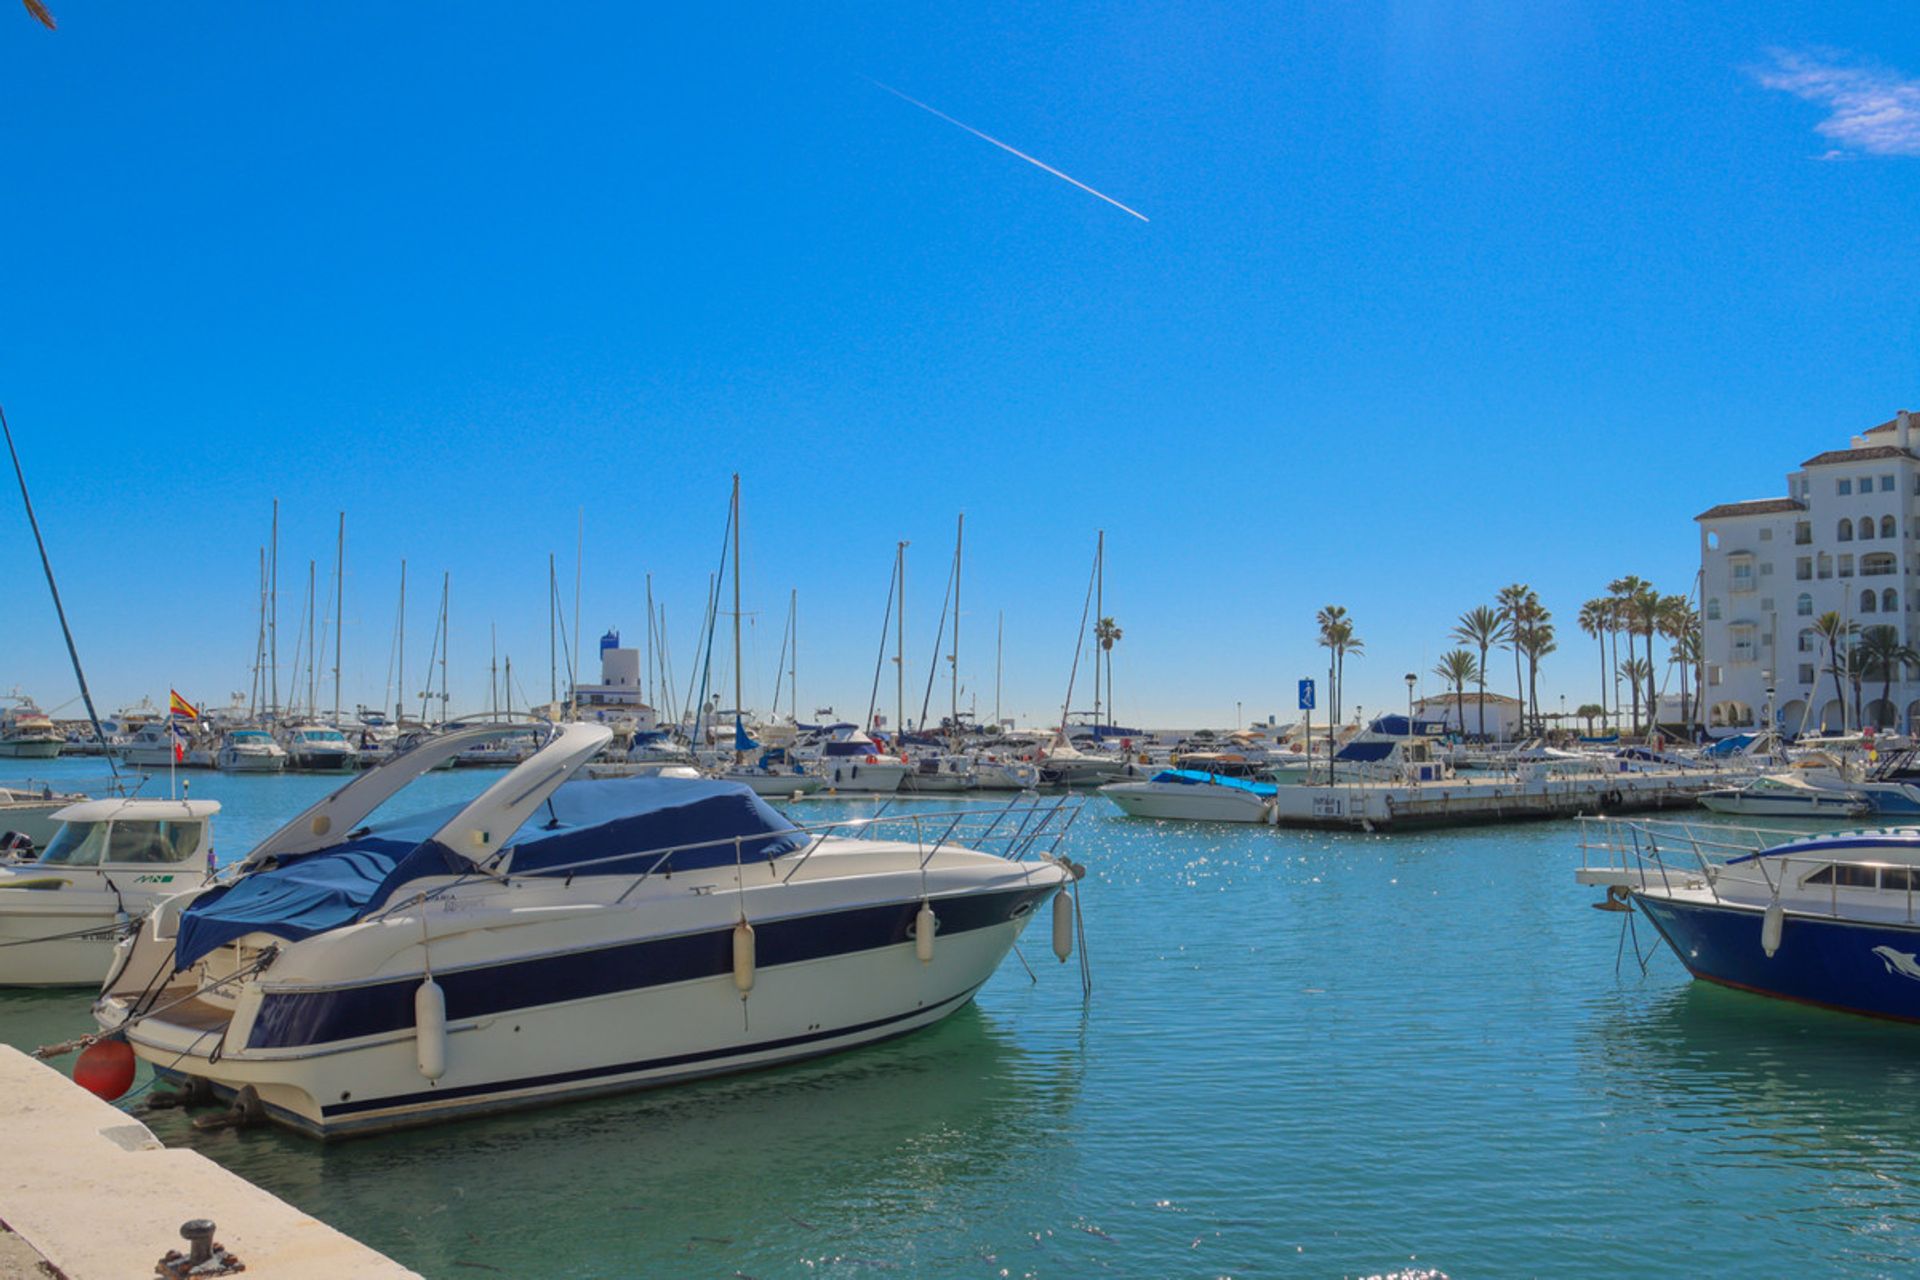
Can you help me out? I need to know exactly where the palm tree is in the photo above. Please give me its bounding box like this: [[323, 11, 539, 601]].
[[1451, 605, 1508, 740], [1497, 584, 1538, 734], [1316, 606, 1363, 725], [1609, 576, 1651, 734], [1576, 703, 1604, 736], [1618, 656, 1653, 728], [1857, 624, 1915, 730], [1095, 617, 1122, 732], [1521, 618, 1556, 730], [1433, 649, 1479, 737], [1577, 599, 1610, 728], [1657, 595, 1698, 731], [1629, 585, 1665, 734], [1811, 611, 1856, 732]]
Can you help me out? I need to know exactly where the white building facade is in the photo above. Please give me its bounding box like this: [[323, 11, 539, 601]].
[[1698, 409, 1919, 736]]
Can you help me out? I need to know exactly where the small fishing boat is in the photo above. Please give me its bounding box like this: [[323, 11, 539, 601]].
[[1578, 819, 1920, 1022], [116, 720, 214, 769], [1101, 768, 1277, 822], [92, 723, 1081, 1137], [0, 797, 218, 986], [1698, 774, 1868, 818]]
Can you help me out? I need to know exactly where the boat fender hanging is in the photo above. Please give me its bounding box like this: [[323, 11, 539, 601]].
[[1051, 890, 1074, 962], [867, 754, 878, 765], [74, 1037, 136, 1101], [915, 900, 937, 963], [1762, 896, 1785, 958], [733, 919, 756, 993], [414, 978, 447, 1081]]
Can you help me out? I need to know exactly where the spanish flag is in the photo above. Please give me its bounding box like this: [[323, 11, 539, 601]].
[[169, 690, 200, 720]]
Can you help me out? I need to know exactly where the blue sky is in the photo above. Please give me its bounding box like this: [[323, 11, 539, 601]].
[[2, 2, 1917, 729]]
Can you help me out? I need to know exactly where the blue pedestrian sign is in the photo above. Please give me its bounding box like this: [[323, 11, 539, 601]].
[[1298, 679, 1315, 711]]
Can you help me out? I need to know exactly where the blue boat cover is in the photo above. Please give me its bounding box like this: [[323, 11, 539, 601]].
[[173, 776, 808, 972], [1335, 740, 1396, 763], [1150, 768, 1278, 797], [1701, 734, 1755, 758]]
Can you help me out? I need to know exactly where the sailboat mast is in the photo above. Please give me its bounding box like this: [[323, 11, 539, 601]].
[[252, 547, 267, 718], [267, 502, 282, 716], [952, 513, 963, 739], [439, 572, 450, 725], [996, 611, 1003, 730], [790, 588, 798, 727], [731, 474, 742, 758], [1094, 528, 1104, 738], [571, 509, 583, 722], [490, 623, 499, 721], [895, 541, 907, 738], [548, 553, 557, 709], [395, 560, 406, 724], [306, 560, 316, 717], [332, 511, 345, 724]]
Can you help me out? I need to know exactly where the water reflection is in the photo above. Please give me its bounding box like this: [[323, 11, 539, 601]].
[[146, 1002, 1085, 1277]]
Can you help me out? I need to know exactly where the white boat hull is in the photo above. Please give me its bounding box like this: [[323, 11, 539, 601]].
[[115, 889, 1054, 1137], [0, 740, 63, 759], [1698, 792, 1866, 817], [819, 760, 907, 793], [727, 772, 828, 798], [218, 750, 288, 774], [1102, 781, 1271, 822]]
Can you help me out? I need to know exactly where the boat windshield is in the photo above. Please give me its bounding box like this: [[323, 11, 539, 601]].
[[231, 731, 272, 744], [109, 821, 203, 864], [300, 730, 346, 745], [38, 821, 108, 866]]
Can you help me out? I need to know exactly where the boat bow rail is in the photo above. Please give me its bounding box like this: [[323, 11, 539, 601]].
[[1575, 817, 1920, 925]]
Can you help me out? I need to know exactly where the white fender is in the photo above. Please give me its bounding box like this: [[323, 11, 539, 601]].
[[415, 977, 447, 1080], [1052, 890, 1074, 963], [915, 901, 937, 963], [733, 919, 756, 993], [1762, 897, 1785, 958]]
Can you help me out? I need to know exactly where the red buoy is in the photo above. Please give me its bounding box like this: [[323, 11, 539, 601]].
[[74, 1038, 136, 1101]]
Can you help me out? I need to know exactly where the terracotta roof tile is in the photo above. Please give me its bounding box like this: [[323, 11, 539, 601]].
[[1801, 444, 1911, 466], [1694, 498, 1805, 520]]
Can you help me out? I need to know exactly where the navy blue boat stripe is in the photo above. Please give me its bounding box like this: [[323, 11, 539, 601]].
[[247, 884, 1049, 1051], [322, 982, 984, 1117]]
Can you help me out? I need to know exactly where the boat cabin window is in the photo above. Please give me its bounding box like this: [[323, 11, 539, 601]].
[[1803, 863, 1883, 889], [1883, 867, 1919, 892], [38, 821, 110, 867], [231, 730, 272, 743], [822, 741, 871, 757], [106, 820, 203, 864]]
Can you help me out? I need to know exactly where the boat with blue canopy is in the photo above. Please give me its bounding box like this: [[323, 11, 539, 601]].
[[92, 722, 1083, 1137]]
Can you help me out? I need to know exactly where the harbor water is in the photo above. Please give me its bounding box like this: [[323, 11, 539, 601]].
[[5, 760, 1919, 1277]]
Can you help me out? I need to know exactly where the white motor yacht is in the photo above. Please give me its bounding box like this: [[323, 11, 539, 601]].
[[1101, 768, 1278, 822], [0, 783, 91, 851], [0, 797, 219, 985], [92, 724, 1081, 1138], [279, 722, 358, 772], [1698, 774, 1869, 818], [902, 753, 978, 794], [801, 729, 908, 793], [216, 728, 289, 774], [0, 697, 64, 759], [117, 721, 214, 769], [1037, 738, 1130, 788]]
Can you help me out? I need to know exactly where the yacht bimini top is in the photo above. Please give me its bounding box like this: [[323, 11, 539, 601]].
[[1148, 768, 1278, 798], [172, 723, 806, 971]]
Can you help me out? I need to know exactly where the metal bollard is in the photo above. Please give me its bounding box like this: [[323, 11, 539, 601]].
[[181, 1219, 215, 1266]]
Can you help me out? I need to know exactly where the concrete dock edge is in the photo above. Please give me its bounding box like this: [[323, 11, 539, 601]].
[[0, 1045, 419, 1279]]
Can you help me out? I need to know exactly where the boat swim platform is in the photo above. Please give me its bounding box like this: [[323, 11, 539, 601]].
[[0, 1045, 419, 1280], [1265, 770, 1720, 831]]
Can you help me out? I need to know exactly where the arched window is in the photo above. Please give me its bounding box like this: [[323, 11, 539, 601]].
[[1799, 628, 1820, 653], [1839, 519, 1855, 541], [1883, 515, 1898, 538], [1862, 589, 1878, 613], [1861, 518, 1877, 541], [1797, 593, 1814, 616], [1706, 598, 1721, 620], [1886, 588, 1900, 613]]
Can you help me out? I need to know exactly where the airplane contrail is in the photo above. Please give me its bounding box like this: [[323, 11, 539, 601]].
[[867, 78, 1149, 223]]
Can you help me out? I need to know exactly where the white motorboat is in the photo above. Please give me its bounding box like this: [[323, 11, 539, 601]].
[[1101, 768, 1277, 823], [902, 753, 978, 794], [1037, 738, 1130, 788], [0, 783, 91, 851], [717, 766, 827, 798], [0, 797, 218, 986], [279, 722, 358, 772], [968, 753, 1041, 792], [116, 720, 214, 769], [803, 729, 908, 793], [216, 728, 289, 774], [92, 723, 1081, 1138], [0, 697, 64, 759], [1698, 774, 1869, 818]]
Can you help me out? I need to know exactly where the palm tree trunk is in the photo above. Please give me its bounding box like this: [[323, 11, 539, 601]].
[[1476, 644, 1488, 738], [1454, 681, 1465, 735], [1831, 643, 1848, 732], [1512, 639, 1524, 738]]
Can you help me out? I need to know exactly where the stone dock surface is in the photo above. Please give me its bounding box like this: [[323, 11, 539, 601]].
[[0, 1046, 418, 1279]]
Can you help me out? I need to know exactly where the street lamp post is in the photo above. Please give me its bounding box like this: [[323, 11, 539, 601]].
[[1404, 673, 1416, 736]]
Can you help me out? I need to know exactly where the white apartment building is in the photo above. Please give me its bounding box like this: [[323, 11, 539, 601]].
[[1697, 408, 1918, 736]]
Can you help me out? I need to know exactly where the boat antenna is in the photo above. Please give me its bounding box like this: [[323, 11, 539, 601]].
[[1055, 539, 1100, 748], [0, 403, 119, 780], [916, 526, 958, 734]]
